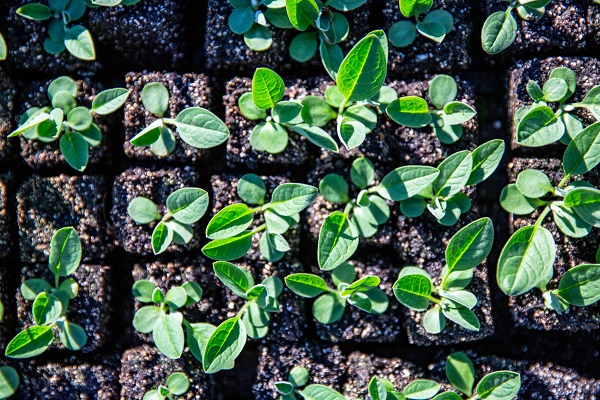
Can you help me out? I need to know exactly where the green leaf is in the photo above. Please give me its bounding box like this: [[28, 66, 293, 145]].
[[445, 218, 494, 273], [264, 7, 293, 28], [319, 174, 349, 203], [6, 326, 54, 358], [17, 3, 52, 20], [338, 118, 366, 150], [313, 292, 346, 324], [268, 183, 317, 216], [497, 225, 556, 296], [499, 183, 545, 215], [290, 31, 318, 62], [49, 227, 81, 277], [393, 271, 432, 311], [468, 139, 505, 185], [416, 20, 446, 42], [301, 95, 336, 127], [442, 102, 476, 125], [386, 96, 431, 128], [213, 261, 254, 299], [66, 106, 93, 131], [252, 68, 285, 110], [206, 204, 255, 240], [203, 317, 247, 374], [244, 24, 273, 51], [165, 287, 188, 309], [238, 174, 267, 205], [255, 121, 289, 154], [172, 107, 230, 149], [60, 132, 89, 172], [441, 299, 480, 331], [376, 166, 439, 201], [32, 292, 63, 325], [285, 273, 329, 297], [132, 280, 156, 303], [142, 82, 170, 117], [0, 366, 19, 399], [228, 7, 255, 34], [549, 67, 576, 98], [557, 264, 600, 306], [64, 25, 96, 60], [317, 211, 359, 271], [351, 157, 375, 189], [185, 322, 218, 364], [423, 306, 446, 334], [238, 92, 267, 120], [167, 372, 190, 396], [286, 0, 319, 30], [132, 306, 162, 333], [476, 371, 521, 400], [564, 187, 600, 227], [166, 187, 209, 225], [130, 120, 163, 147], [517, 105, 564, 147], [264, 210, 299, 234], [563, 121, 600, 177], [446, 352, 475, 396], [128, 197, 161, 224], [21, 279, 52, 301], [331, 262, 357, 286], [516, 169, 553, 199], [320, 42, 344, 81], [526, 80, 544, 101], [434, 150, 473, 198], [299, 384, 346, 400], [153, 312, 184, 359], [424, 9, 454, 33], [403, 379, 440, 399], [552, 203, 592, 238], [152, 222, 173, 254], [481, 11, 517, 54], [92, 88, 129, 115], [336, 30, 387, 103], [272, 101, 302, 124], [429, 75, 457, 110], [543, 78, 569, 102], [576, 86, 600, 119], [389, 20, 417, 48], [291, 124, 339, 153], [58, 320, 87, 351], [289, 366, 310, 387], [0, 34, 7, 61], [202, 231, 254, 261], [400, 0, 433, 17]]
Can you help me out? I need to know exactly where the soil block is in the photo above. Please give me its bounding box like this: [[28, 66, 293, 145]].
[[484, 0, 587, 61], [16, 174, 111, 264], [0, 267, 17, 348], [15, 355, 120, 400], [16, 78, 118, 171], [588, 3, 600, 53], [507, 157, 600, 331], [88, 0, 190, 71], [313, 257, 406, 343], [508, 57, 600, 152], [253, 341, 346, 400], [5, 0, 101, 75], [0, 70, 17, 165], [110, 166, 201, 256], [383, 0, 472, 76], [394, 197, 495, 345], [205, 0, 371, 72], [15, 263, 112, 353], [123, 71, 215, 163], [374, 77, 478, 167], [343, 352, 423, 398], [120, 344, 215, 399]]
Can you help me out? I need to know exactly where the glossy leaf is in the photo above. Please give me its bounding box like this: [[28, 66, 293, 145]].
[[318, 211, 359, 271]]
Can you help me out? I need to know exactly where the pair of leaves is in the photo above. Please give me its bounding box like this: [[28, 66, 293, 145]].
[[389, 8, 454, 48], [142, 372, 190, 400]]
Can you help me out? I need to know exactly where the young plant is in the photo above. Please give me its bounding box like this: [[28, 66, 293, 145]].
[[386, 74, 477, 144], [498, 123, 600, 311], [513, 67, 600, 147], [129, 82, 230, 156], [203, 174, 317, 262], [226, 0, 366, 64], [388, 0, 454, 48], [0, 366, 19, 400], [127, 187, 209, 255], [317, 140, 503, 271], [482, 0, 552, 54], [368, 352, 521, 400], [5, 227, 87, 358], [142, 372, 189, 400], [275, 366, 346, 400], [8, 76, 129, 171], [393, 218, 493, 334], [0, 33, 6, 61], [15, 0, 141, 60], [285, 262, 389, 324]]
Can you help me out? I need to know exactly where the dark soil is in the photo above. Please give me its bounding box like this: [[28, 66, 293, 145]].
[[383, 0, 472, 76], [123, 71, 215, 163], [0, 71, 17, 166], [110, 167, 201, 255], [0, 175, 13, 258], [16, 174, 111, 264]]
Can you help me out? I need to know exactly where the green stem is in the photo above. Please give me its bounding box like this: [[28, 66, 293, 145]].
[[428, 295, 441, 305], [557, 174, 571, 189], [343, 202, 353, 217], [534, 206, 551, 228], [251, 224, 267, 235]]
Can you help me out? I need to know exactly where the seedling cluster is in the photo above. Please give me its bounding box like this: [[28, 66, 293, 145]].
[[142, 372, 190, 400], [389, 0, 455, 48]]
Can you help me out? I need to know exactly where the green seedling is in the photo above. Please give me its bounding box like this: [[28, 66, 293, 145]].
[[317, 140, 503, 271], [369, 352, 521, 400], [275, 366, 346, 400], [6, 227, 87, 358], [393, 218, 493, 334], [0, 366, 19, 399], [285, 262, 389, 324], [15, 0, 142, 60], [129, 82, 229, 156], [127, 187, 209, 255], [0, 33, 6, 60], [8, 76, 129, 171], [389, 0, 455, 48], [482, 0, 552, 54], [203, 174, 317, 262], [142, 372, 190, 400], [514, 66, 600, 147], [386, 74, 477, 144]]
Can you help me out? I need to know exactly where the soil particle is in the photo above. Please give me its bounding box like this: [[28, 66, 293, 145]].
[[16, 174, 111, 264], [0, 176, 13, 258], [123, 72, 215, 163], [0, 71, 17, 165], [110, 167, 200, 255]]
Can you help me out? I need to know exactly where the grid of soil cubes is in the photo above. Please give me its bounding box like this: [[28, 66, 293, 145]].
[[1, 0, 600, 399]]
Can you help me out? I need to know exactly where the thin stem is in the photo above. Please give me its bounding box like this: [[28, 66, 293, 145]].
[[557, 174, 571, 189], [343, 202, 353, 217], [534, 206, 551, 228], [251, 224, 267, 235], [428, 295, 441, 305]]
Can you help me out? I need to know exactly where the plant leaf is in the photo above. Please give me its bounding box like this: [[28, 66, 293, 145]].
[[252, 68, 285, 110], [445, 218, 494, 272], [557, 264, 600, 306], [64, 25, 96, 60], [481, 11, 517, 54], [60, 131, 89, 172], [5, 326, 54, 359], [318, 211, 359, 271], [202, 231, 254, 261], [203, 317, 247, 374], [476, 371, 521, 400], [268, 183, 317, 216], [375, 166, 439, 201], [563, 121, 600, 177], [153, 312, 185, 359], [445, 352, 475, 396], [49, 227, 81, 277], [92, 88, 129, 115], [172, 107, 230, 149], [285, 273, 329, 298]]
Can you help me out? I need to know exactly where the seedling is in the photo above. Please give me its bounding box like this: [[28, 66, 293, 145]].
[[514, 67, 600, 147], [482, 0, 552, 54], [129, 82, 230, 156], [203, 174, 317, 262], [240, 31, 390, 153], [6, 227, 87, 358], [498, 123, 600, 311], [0, 366, 19, 399], [132, 279, 203, 360], [388, 0, 455, 48], [386, 74, 477, 144], [274, 366, 346, 400], [8, 76, 129, 171], [317, 140, 503, 271], [127, 187, 209, 255], [369, 352, 521, 400], [142, 372, 190, 400], [394, 218, 494, 334], [285, 262, 389, 324], [226, 0, 366, 64], [0, 33, 6, 60], [15, 0, 141, 60]]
